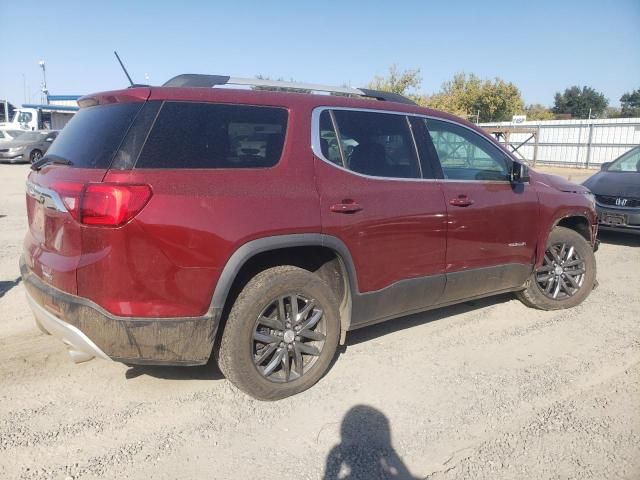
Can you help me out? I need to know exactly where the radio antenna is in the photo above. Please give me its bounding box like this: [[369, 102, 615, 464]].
[[114, 51, 134, 87]]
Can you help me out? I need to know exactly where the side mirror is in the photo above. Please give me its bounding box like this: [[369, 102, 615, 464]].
[[600, 162, 611, 171], [510, 162, 530, 183]]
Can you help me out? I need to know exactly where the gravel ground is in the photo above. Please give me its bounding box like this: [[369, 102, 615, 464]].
[[0, 164, 638, 480]]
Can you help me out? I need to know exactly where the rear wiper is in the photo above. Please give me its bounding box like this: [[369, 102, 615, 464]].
[[31, 155, 74, 171]]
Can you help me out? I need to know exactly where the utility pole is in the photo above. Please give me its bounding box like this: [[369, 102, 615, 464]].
[[39, 60, 49, 104]]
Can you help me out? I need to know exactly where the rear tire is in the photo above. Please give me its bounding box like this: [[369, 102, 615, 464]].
[[517, 226, 596, 310], [217, 266, 340, 400]]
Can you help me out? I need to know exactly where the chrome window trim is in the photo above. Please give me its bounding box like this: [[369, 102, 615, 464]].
[[311, 106, 522, 185], [26, 181, 68, 212]]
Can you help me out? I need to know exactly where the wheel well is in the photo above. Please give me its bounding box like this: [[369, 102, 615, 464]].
[[556, 216, 591, 242], [217, 246, 352, 342]]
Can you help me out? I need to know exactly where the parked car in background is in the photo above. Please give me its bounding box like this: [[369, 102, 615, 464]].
[[0, 130, 58, 163], [583, 145, 640, 234], [0, 129, 26, 143], [21, 76, 598, 400]]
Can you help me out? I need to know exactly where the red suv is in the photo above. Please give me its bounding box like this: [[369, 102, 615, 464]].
[[21, 75, 598, 400]]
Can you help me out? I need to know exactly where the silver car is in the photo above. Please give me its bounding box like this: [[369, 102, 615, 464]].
[[0, 130, 58, 163]]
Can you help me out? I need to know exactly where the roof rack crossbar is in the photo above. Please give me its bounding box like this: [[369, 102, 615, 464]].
[[162, 74, 418, 105]]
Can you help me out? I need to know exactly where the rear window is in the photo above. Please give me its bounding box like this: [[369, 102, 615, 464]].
[[135, 102, 288, 169], [45, 102, 144, 169]]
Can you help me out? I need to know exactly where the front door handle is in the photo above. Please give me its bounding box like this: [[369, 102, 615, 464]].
[[449, 195, 474, 207], [330, 200, 363, 214]]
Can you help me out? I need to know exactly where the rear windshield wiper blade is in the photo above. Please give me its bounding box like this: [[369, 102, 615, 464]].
[[31, 155, 74, 171]]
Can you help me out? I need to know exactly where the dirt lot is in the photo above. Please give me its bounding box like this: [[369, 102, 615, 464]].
[[0, 164, 638, 480]]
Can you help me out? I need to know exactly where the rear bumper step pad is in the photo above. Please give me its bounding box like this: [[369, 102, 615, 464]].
[[20, 257, 220, 366]]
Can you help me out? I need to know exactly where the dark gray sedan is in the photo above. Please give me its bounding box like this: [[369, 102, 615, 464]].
[[583, 145, 640, 234], [0, 130, 58, 163]]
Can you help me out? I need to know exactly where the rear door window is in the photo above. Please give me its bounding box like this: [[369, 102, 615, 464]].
[[44, 102, 144, 168], [135, 102, 288, 169], [329, 110, 421, 179]]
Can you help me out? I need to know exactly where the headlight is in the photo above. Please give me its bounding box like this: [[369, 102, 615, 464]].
[[583, 191, 596, 209], [8, 146, 25, 153]]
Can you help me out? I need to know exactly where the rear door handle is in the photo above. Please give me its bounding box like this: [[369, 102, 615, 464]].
[[449, 196, 474, 207], [330, 201, 363, 214]]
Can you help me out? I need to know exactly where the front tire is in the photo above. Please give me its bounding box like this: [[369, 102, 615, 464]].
[[30, 150, 43, 163], [217, 266, 340, 400], [517, 226, 596, 310]]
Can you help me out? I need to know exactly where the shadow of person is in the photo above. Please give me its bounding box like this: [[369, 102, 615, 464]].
[[324, 405, 416, 480]]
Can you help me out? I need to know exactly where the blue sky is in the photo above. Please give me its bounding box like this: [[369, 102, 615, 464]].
[[1, 0, 639, 107]]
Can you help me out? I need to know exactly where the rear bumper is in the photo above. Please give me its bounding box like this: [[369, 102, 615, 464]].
[[27, 290, 111, 363], [21, 257, 220, 366]]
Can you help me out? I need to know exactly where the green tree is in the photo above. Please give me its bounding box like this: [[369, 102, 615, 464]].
[[552, 86, 608, 119], [620, 88, 640, 117], [604, 106, 622, 118], [523, 104, 555, 121], [421, 72, 524, 122], [367, 65, 422, 102]]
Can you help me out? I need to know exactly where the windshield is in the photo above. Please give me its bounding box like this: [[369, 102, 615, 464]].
[[17, 112, 33, 124], [44, 102, 144, 168], [608, 147, 640, 173]]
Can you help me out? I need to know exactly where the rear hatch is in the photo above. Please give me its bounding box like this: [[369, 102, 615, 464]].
[[24, 88, 151, 294]]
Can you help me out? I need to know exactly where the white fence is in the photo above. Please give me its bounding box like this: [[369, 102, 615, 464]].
[[479, 117, 640, 168]]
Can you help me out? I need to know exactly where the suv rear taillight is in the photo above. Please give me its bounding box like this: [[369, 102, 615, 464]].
[[53, 182, 152, 227]]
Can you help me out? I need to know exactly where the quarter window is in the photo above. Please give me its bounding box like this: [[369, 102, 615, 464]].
[[136, 102, 288, 169], [425, 119, 510, 181], [328, 110, 421, 179], [319, 110, 343, 166]]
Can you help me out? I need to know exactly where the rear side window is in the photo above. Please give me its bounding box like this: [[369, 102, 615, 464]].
[[45, 102, 144, 168], [330, 110, 421, 179], [135, 102, 288, 169]]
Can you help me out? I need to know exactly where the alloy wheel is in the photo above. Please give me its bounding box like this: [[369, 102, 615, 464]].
[[535, 242, 586, 299], [252, 294, 326, 383]]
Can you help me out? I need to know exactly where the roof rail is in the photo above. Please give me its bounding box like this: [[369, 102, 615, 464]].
[[162, 74, 418, 106]]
